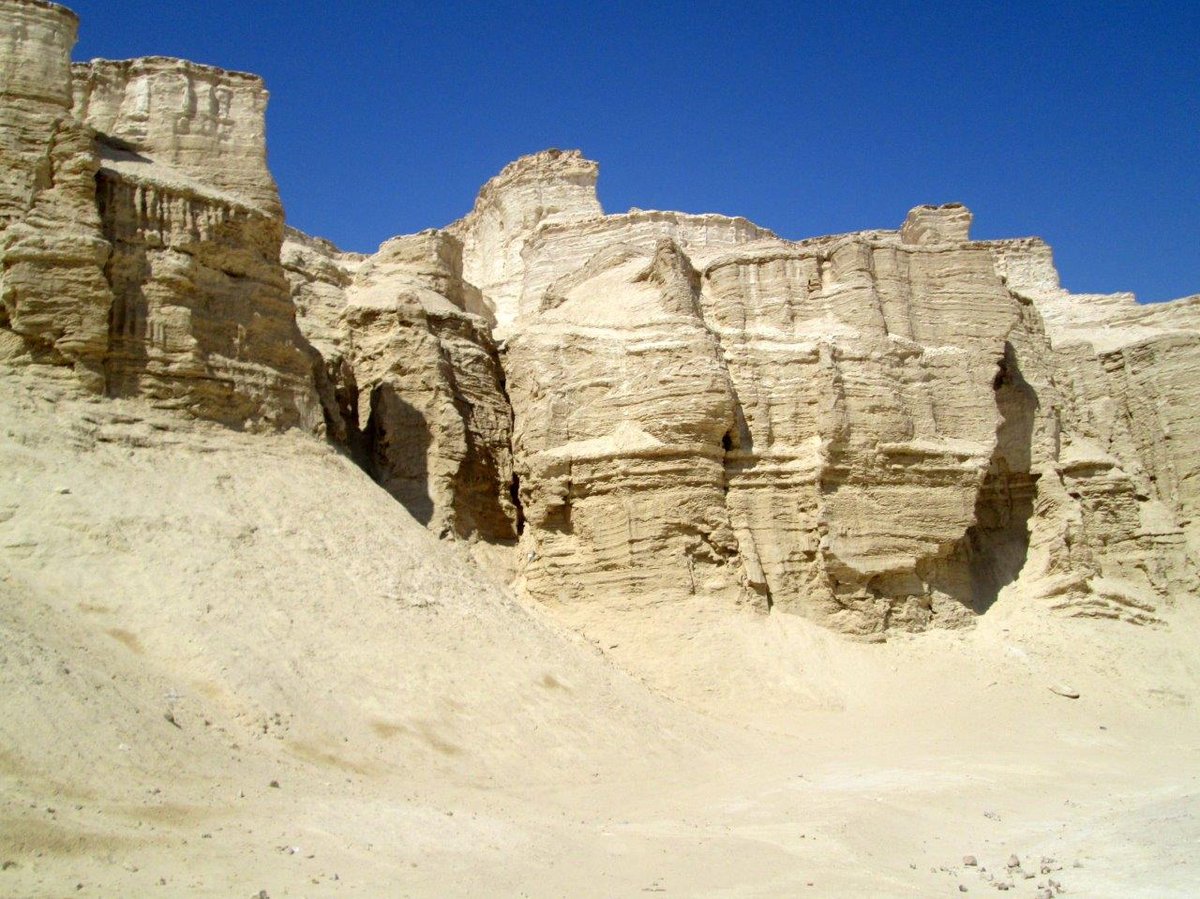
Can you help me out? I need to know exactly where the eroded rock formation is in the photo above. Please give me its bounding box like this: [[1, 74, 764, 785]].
[[1, 0, 319, 429], [457, 158, 1199, 636], [5, 0, 1198, 636], [282, 228, 518, 541]]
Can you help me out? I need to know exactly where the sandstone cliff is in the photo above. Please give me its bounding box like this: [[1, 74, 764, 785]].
[[4, 0, 1198, 639], [1, 0, 320, 429], [282, 227, 519, 541], [474, 162, 1199, 636]]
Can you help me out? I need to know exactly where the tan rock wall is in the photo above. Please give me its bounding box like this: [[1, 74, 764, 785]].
[[0, 0, 110, 385], [6, 1, 1197, 638], [283, 229, 519, 540], [72, 57, 281, 215], [448, 149, 602, 333], [1, 0, 324, 431]]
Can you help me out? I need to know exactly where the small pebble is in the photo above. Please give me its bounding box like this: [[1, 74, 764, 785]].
[[1049, 684, 1080, 699], [963, 855, 978, 867], [1007, 854, 1020, 868]]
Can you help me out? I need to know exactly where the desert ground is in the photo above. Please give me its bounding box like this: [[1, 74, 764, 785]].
[[1, 368, 1197, 898]]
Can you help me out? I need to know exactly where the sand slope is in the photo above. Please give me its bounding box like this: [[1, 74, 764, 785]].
[[1, 369, 1198, 897]]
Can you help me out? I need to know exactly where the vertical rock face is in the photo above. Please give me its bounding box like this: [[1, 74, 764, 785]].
[[448, 149, 602, 334], [504, 208, 1056, 633], [283, 229, 519, 541], [506, 239, 746, 605], [487, 151, 1198, 635], [984, 240, 1200, 619], [699, 234, 1037, 633], [0, 0, 110, 386], [72, 57, 281, 217], [0, 0, 321, 430], [5, 0, 1197, 638]]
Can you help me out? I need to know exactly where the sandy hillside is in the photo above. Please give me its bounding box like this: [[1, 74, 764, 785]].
[[0, 368, 1197, 898]]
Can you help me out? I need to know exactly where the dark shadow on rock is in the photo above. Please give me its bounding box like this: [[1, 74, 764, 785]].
[[365, 384, 434, 526], [964, 341, 1040, 613]]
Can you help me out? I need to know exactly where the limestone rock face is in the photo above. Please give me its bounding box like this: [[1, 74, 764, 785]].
[[448, 149, 603, 334], [484, 152, 1198, 635], [72, 57, 281, 217], [283, 229, 519, 541], [0, 0, 321, 431], [987, 239, 1200, 617], [5, 0, 1197, 637], [0, 0, 110, 385], [505, 213, 1052, 633]]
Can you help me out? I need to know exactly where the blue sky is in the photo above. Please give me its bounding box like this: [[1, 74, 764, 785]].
[[68, 1, 1198, 302]]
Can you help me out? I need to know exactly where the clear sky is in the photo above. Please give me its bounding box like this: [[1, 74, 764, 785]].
[[67, 0, 1198, 302]]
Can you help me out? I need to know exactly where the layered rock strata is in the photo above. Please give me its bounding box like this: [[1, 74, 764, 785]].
[[0, 0, 110, 386], [1, 0, 320, 430], [6, 0, 1197, 636], [283, 229, 518, 541], [478, 162, 1199, 635]]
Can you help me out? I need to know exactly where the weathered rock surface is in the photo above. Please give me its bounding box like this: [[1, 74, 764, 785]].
[[484, 166, 1199, 635], [448, 148, 603, 334], [5, 0, 1197, 636], [283, 228, 518, 541], [0, 0, 110, 386], [1, 0, 320, 430]]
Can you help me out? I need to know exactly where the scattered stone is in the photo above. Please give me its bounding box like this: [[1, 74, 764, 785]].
[[1049, 685, 1080, 699], [963, 856, 978, 867], [268, 780, 280, 789], [959, 886, 968, 893], [1006, 855, 1020, 869]]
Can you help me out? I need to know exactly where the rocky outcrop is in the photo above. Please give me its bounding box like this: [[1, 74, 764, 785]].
[[448, 149, 602, 334], [0, 0, 110, 387], [985, 239, 1200, 619], [282, 229, 519, 541], [1, 0, 320, 430], [505, 203, 1049, 633], [6, 0, 1197, 636], [488, 155, 1198, 635], [72, 57, 281, 216]]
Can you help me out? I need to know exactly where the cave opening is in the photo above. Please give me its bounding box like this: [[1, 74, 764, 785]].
[[961, 343, 1040, 614]]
